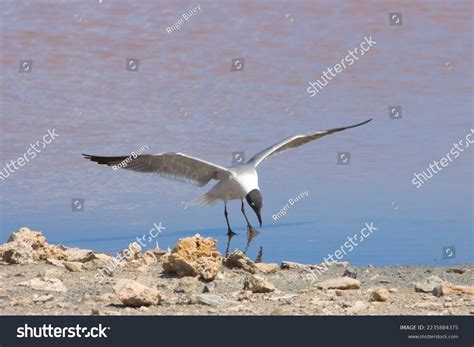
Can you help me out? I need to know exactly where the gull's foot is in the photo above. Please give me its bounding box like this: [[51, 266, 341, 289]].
[[247, 224, 260, 237], [244, 224, 260, 254]]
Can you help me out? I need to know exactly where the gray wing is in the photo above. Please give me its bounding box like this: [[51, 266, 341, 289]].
[[83, 152, 232, 187], [247, 119, 372, 167]]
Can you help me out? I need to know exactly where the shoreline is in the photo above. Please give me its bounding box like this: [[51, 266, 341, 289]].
[[0, 227, 472, 316]]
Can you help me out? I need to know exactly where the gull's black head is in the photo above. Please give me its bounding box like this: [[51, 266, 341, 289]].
[[246, 189, 263, 226]]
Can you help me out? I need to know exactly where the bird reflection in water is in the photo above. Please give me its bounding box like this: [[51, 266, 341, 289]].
[[224, 226, 260, 257]]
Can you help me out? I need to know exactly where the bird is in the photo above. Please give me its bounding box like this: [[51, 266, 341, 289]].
[[83, 119, 372, 238]]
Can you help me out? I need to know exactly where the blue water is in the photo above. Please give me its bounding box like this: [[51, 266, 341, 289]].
[[0, 0, 472, 266]]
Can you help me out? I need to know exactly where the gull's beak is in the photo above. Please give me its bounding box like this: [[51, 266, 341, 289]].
[[257, 212, 262, 227]]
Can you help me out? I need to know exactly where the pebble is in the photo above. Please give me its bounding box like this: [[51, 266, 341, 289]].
[[202, 282, 216, 293], [369, 288, 389, 302], [343, 267, 357, 279]]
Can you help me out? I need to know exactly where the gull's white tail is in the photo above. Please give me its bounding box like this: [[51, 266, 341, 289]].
[[190, 193, 219, 206]]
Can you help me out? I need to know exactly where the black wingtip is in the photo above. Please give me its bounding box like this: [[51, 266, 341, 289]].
[[343, 118, 373, 130]]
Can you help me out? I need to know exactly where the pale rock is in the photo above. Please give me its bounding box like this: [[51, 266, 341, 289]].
[[197, 294, 234, 307], [343, 266, 357, 279], [46, 258, 65, 268], [39, 267, 66, 278], [414, 275, 445, 293], [255, 263, 280, 274], [96, 293, 115, 302], [316, 277, 361, 290], [369, 287, 389, 302], [33, 294, 54, 303], [64, 261, 84, 272], [64, 248, 94, 262], [280, 261, 308, 270], [113, 279, 161, 307], [237, 290, 253, 301], [10, 296, 34, 306], [224, 250, 257, 273], [243, 274, 275, 293], [18, 277, 67, 293]]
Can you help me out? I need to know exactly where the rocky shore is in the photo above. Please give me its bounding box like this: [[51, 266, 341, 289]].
[[0, 227, 473, 315]]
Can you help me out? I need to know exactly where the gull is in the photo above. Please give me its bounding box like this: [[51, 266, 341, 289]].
[[83, 119, 372, 237]]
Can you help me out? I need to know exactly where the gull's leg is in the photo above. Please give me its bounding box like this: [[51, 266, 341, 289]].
[[224, 202, 236, 257], [241, 199, 260, 254], [240, 199, 257, 231], [224, 203, 236, 236]]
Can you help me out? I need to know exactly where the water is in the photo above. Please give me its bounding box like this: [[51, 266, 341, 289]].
[[0, 0, 472, 266]]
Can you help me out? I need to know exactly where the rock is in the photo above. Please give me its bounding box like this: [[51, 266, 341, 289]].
[[124, 242, 142, 259], [85, 253, 116, 266], [413, 302, 443, 310], [0, 227, 69, 264], [369, 287, 389, 302], [63, 261, 84, 272], [312, 261, 349, 270], [1, 242, 32, 265], [433, 283, 474, 297], [224, 250, 257, 273], [161, 235, 222, 280], [316, 277, 361, 290], [202, 282, 216, 293], [91, 308, 100, 315], [197, 294, 234, 307], [0, 272, 7, 279], [38, 267, 66, 278], [174, 286, 187, 293], [33, 294, 54, 303], [237, 290, 253, 301], [10, 296, 34, 306], [18, 277, 67, 293], [113, 279, 161, 307], [64, 248, 94, 262], [135, 251, 158, 267], [255, 263, 280, 274], [343, 266, 357, 279], [46, 258, 65, 268], [414, 275, 445, 293], [389, 288, 398, 293], [446, 268, 465, 274], [280, 261, 308, 270], [243, 275, 275, 293]]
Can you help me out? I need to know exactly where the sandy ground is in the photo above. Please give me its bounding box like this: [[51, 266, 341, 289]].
[[1, 261, 473, 316]]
